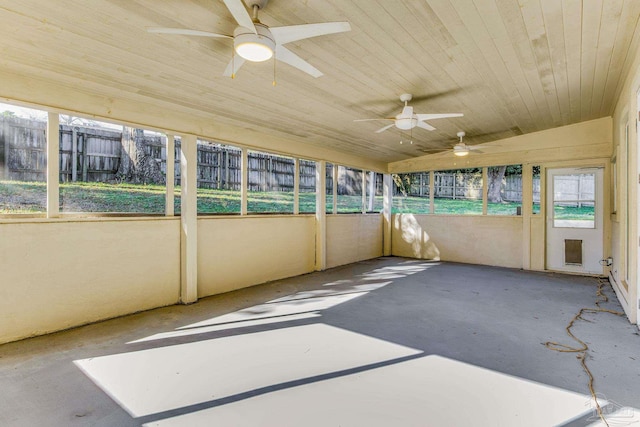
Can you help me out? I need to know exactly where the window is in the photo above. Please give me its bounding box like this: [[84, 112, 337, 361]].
[[247, 151, 294, 214], [58, 117, 166, 214], [487, 165, 522, 215], [532, 165, 541, 214], [392, 172, 430, 213], [610, 155, 617, 215], [552, 173, 595, 228], [0, 103, 48, 214], [326, 162, 334, 213], [433, 168, 482, 215], [366, 172, 384, 213], [196, 139, 241, 214], [299, 159, 316, 213], [336, 166, 363, 213]]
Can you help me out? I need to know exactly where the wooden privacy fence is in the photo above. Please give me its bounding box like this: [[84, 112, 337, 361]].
[[397, 171, 541, 202], [1, 116, 47, 182], [0, 117, 378, 195]]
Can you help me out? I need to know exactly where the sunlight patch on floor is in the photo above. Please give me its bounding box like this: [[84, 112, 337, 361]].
[[76, 324, 421, 418], [129, 281, 392, 344], [142, 355, 603, 427]]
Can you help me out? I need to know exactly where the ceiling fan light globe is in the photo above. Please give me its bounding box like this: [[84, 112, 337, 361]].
[[453, 146, 469, 156], [235, 41, 273, 61], [234, 24, 275, 62], [395, 117, 417, 130]]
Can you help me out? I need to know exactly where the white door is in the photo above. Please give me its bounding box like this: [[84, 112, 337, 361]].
[[546, 168, 604, 274]]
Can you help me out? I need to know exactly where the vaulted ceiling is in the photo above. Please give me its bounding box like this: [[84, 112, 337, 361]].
[[0, 0, 639, 163]]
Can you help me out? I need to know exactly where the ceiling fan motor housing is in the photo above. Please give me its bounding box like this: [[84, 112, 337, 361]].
[[234, 23, 275, 62]]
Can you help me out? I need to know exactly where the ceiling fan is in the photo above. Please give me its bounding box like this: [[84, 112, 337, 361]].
[[354, 94, 463, 140], [452, 131, 483, 156], [147, 0, 351, 79]]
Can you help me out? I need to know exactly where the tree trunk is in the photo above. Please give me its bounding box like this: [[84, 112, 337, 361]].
[[487, 165, 507, 203], [116, 126, 165, 184]]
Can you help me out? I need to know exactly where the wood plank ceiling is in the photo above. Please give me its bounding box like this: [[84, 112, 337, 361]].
[[0, 0, 638, 163]]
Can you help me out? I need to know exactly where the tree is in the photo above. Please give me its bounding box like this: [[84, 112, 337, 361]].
[[487, 165, 507, 203], [392, 173, 413, 197], [487, 165, 523, 203], [116, 126, 165, 184]]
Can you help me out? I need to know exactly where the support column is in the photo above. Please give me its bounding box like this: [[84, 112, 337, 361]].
[[46, 112, 59, 218], [241, 147, 248, 215], [522, 164, 533, 270], [383, 173, 392, 256], [316, 160, 327, 270], [180, 134, 198, 304], [165, 134, 175, 216], [293, 158, 300, 215]]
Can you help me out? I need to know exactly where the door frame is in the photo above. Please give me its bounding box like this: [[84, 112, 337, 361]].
[[543, 163, 610, 276]]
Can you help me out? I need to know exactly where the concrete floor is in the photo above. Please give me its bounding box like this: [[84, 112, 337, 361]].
[[2, 257, 640, 426]]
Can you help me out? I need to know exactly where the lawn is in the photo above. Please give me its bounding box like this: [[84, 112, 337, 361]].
[[0, 180, 592, 219]]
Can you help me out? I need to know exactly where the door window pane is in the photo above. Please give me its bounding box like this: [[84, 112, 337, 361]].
[[552, 173, 595, 228]]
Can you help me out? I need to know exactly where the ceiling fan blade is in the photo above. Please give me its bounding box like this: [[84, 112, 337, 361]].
[[271, 22, 351, 45], [416, 121, 436, 131], [415, 113, 464, 121], [375, 124, 395, 133], [275, 46, 323, 78], [222, 0, 256, 33], [354, 118, 395, 122], [147, 27, 232, 38], [223, 56, 246, 77]]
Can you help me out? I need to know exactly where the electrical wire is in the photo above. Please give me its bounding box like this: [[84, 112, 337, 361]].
[[543, 278, 624, 426]]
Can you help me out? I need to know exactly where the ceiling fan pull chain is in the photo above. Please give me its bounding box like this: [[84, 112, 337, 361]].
[[273, 46, 277, 86], [231, 50, 235, 79]]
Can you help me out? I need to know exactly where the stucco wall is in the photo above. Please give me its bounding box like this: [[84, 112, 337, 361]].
[[197, 215, 316, 297], [326, 214, 383, 269], [0, 218, 181, 344], [391, 214, 523, 269]]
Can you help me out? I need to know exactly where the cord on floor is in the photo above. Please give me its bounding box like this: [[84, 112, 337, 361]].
[[543, 278, 624, 427]]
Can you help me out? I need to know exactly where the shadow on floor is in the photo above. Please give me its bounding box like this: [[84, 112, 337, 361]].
[[1, 257, 639, 426]]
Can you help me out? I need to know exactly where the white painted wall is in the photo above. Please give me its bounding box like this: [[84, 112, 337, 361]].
[[197, 215, 316, 297], [391, 214, 523, 269], [326, 215, 383, 269], [610, 42, 640, 324], [0, 218, 181, 344], [0, 213, 392, 344]]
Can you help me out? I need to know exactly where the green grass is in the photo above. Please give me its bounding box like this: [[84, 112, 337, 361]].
[[0, 180, 594, 219], [553, 204, 595, 220]]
